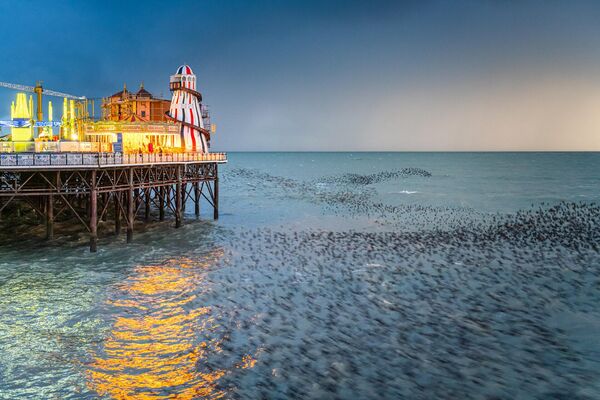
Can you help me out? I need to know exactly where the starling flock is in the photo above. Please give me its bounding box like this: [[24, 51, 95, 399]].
[[196, 167, 600, 399], [1, 165, 597, 399]]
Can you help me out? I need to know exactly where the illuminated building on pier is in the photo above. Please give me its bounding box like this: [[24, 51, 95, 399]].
[[166, 65, 211, 153], [10, 93, 34, 142], [0, 65, 225, 253], [0, 64, 214, 154], [102, 83, 171, 122]]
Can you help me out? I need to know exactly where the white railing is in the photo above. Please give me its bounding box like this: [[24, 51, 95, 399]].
[[0, 152, 227, 167]]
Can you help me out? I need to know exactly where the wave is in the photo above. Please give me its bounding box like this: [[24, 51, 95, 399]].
[[392, 190, 419, 194]]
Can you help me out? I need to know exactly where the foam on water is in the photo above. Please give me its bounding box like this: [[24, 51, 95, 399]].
[[393, 190, 419, 194]]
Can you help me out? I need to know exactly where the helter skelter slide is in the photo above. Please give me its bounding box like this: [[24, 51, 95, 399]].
[[165, 65, 211, 153]]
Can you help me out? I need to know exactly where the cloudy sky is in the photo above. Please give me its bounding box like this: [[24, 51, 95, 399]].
[[1, 0, 600, 151]]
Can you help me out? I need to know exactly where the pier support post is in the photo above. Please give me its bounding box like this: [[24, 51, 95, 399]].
[[46, 194, 54, 240], [175, 165, 182, 228], [114, 192, 121, 235], [127, 168, 134, 243], [194, 181, 200, 217], [159, 186, 165, 221], [0, 159, 224, 252], [213, 165, 219, 220], [90, 170, 98, 252], [144, 189, 151, 221], [134, 188, 140, 210]]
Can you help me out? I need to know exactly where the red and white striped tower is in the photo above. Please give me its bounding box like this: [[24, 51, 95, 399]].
[[166, 65, 209, 152]]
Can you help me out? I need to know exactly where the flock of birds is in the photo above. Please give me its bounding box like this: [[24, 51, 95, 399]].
[[1, 165, 598, 399], [318, 168, 432, 185], [195, 167, 600, 399], [226, 167, 483, 229]]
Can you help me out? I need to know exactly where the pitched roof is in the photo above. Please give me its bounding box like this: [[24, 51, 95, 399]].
[[136, 83, 152, 98], [111, 83, 128, 98]]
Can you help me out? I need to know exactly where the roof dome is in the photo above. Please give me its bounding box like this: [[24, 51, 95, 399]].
[[176, 65, 194, 75], [136, 83, 152, 97]]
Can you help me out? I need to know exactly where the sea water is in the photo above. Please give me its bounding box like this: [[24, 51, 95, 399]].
[[0, 152, 599, 399]]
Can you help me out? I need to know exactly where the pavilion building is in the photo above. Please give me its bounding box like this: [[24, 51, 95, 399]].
[[102, 83, 171, 122]]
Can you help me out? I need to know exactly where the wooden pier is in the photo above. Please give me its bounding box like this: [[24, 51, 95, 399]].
[[0, 152, 226, 252]]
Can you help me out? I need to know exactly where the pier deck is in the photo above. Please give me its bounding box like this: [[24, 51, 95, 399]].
[[0, 152, 226, 252]]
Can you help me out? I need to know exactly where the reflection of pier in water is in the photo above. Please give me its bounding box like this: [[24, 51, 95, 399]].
[[86, 252, 256, 399]]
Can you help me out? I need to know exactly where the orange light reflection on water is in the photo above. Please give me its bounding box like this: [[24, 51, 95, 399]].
[[86, 252, 256, 399]]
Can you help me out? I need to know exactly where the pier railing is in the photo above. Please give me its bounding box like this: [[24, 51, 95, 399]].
[[0, 141, 113, 153], [0, 152, 227, 168]]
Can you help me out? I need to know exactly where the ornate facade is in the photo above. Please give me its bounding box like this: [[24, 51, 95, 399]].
[[102, 83, 171, 122]]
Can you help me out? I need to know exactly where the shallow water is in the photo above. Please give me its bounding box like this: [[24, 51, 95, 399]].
[[0, 152, 599, 399]]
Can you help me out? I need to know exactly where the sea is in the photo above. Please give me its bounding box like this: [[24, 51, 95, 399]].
[[0, 152, 599, 399]]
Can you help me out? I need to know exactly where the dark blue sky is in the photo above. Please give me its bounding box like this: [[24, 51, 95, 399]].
[[1, 0, 600, 150]]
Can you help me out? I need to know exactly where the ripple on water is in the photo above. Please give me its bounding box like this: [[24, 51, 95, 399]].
[[86, 252, 258, 399]]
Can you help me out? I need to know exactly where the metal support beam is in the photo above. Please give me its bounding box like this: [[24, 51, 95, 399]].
[[135, 188, 140, 208], [159, 186, 165, 221], [46, 194, 53, 240], [182, 183, 187, 213], [90, 170, 98, 252], [115, 191, 121, 235], [127, 168, 134, 243], [144, 189, 151, 221], [0, 161, 223, 251], [194, 181, 200, 217], [175, 166, 182, 228], [213, 165, 219, 220]]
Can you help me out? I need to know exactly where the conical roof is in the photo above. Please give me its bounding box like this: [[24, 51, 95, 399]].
[[176, 65, 194, 75]]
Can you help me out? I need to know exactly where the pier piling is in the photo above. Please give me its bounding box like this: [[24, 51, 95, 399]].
[[175, 165, 182, 228], [159, 187, 165, 221], [194, 182, 200, 217], [46, 194, 53, 240], [127, 168, 134, 243], [90, 170, 98, 252], [214, 165, 219, 220], [114, 192, 121, 235], [0, 154, 224, 251], [144, 189, 151, 221]]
